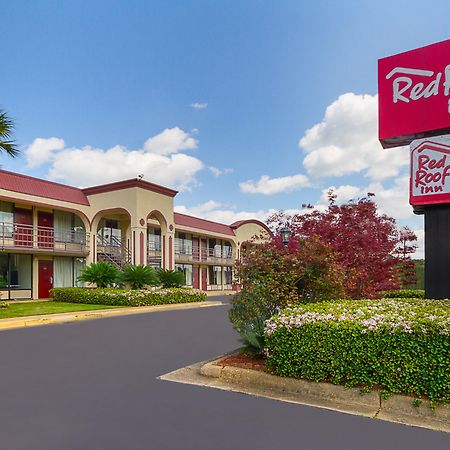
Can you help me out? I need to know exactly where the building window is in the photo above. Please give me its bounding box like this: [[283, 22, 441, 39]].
[[223, 241, 232, 258], [97, 219, 121, 246], [0, 253, 32, 299], [223, 266, 233, 285], [148, 228, 161, 252], [54, 257, 86, 288], [175, 264, 193, 286], [175, 233, 193, 255], [208, 265, 222, 286], [0, 201, 14, 238], [54, 211, 85, 244]]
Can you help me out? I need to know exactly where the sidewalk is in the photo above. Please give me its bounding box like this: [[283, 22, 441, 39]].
[[0, 300, 224, 331]]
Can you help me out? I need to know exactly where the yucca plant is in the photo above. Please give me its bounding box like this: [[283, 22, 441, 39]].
[[77, 262, 119, 288], [239, 317, 266, 355], [156, 269, 185, 288], [118, 264, 159, 289]]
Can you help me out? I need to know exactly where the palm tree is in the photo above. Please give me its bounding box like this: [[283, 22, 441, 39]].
[[0, 109, 19, 157]]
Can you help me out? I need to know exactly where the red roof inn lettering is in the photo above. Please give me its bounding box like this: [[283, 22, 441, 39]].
[[410, 138, 450, 206], [379, 39, 450, 148]]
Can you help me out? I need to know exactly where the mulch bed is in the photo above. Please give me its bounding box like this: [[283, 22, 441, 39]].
[[215, 353, 267, 372]]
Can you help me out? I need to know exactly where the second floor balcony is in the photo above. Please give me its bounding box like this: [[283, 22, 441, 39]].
[[0, 222, 90, 254], [174, 238, 234, 264]]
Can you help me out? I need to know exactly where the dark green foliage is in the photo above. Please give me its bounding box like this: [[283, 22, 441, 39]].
[[157, 269, 185, 288], [118, 264, 159, 289], [265, 299, 450, 403], [77, 262, 119, 288], [50, 287, 206, 306], [383, 289, 425, 299], [238, 317, 266, 354], [0, 109, 19, 157]]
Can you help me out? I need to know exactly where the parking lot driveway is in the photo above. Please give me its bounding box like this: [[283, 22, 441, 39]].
[[0, 303, 448, 450]]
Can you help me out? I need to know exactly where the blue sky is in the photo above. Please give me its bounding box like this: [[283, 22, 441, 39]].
[[2, 0, 450, 256]]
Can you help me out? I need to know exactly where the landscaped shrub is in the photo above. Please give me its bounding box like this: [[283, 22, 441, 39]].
[[50, 287, 206, 306], [118, 264, 159, 289], [0, 301, 9, 309], [382, 289, 425, 299], [157, 269, 185, 288], [265, 298, 450, 403], [77, 262, 119, 288], [229, 237, 345, 342]]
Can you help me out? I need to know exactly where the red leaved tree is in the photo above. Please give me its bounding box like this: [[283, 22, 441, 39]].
[[267, 192, 417, 298]]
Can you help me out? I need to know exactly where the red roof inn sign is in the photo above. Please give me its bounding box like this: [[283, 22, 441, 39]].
[[379, 39, 450, 207], [379, 39, 450, 149]]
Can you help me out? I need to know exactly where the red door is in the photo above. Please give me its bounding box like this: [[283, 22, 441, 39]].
[[201, 239, 207, 261], [201, 267, 207, 291], [38, 212, 54, 248], [193, 266, 199, 289], [192, 238, 199, 261], [38, 260, 53, 298], [14, 208, 33, 247]]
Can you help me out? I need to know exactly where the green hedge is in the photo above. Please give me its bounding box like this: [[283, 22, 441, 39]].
[[265, 298, 450, 403], [50, 287, 207, 306], [382, 289, 425, 299]]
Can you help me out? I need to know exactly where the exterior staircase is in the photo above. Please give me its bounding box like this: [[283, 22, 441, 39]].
[[97, 236, 131, 269]]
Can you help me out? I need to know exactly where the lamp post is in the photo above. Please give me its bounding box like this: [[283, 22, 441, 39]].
[[280, 226, 291, 247]]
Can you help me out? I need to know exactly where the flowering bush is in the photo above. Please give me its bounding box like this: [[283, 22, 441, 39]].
[[265, 298, 450, 403], [51, 287, 207, 306]]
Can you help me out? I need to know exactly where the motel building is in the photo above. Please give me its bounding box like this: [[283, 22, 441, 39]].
[[0, 169, 270, 300]]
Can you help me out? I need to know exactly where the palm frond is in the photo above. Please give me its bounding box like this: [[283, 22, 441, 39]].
[[0, 110, 19, 157]]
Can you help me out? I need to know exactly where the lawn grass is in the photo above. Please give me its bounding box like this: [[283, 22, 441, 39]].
[[0, 301, 124, 319]]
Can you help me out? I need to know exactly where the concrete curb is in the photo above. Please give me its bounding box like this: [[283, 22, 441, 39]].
[[201, 357, 450, 433], [0, 301, 224, 331]]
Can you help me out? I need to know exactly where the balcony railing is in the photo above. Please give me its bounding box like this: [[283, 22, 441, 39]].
[[0, 222, 90, 253], [174, 239, 234, 264]]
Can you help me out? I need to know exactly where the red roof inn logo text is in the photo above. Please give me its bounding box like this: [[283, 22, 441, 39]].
[[379, 39, 450, 148], [410, 138, 450, 206]]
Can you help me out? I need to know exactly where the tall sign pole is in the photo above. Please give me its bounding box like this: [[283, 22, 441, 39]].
[[378, 39, 450, 299]]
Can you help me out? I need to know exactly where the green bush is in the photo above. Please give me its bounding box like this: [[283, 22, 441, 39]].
[[118, 264, 159, 289], [51, 287, 207, 306], [265, 298, 450, 403], [77, 262, 119, 288], [157, 269, 185, 288], [0, 301, 9, 309], [238, 317, 266, 354], [382, 289, 425, 299]]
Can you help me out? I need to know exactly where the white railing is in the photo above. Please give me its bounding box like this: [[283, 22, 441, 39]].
[[0, 222, 89, 253]]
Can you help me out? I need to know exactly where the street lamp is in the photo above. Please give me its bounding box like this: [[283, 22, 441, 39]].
[[280, 226, 291, 247]]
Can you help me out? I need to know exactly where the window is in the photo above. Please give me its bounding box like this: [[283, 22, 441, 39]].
[[0, 253, 33, 299], [175, 233, 193, 255], [97, 219, 121, 246], [223, 241, 232, 258], [148, 228, 161, 251], [54, 257, 86, 287], [208, 265, 222, 285], [223, 266, 233, 285], [0, 201, 13, 238], [175, 264, 193, 286]]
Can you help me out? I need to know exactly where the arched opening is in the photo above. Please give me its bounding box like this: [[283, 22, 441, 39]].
[[147, 210, 168, 269], [92, 208, 131, 268]]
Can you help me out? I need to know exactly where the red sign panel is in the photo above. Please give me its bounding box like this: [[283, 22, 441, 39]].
[[410, 137, 450, 206], [379, 39, 450, 148]]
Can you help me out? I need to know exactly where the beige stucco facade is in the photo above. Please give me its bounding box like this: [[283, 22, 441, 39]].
[[0, 173, 270, 299]]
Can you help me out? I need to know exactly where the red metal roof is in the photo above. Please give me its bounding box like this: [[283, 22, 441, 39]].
[[0, 169, 90, 206], [174, 213, 235, 236]]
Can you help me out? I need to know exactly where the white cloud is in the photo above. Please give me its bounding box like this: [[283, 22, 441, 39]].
[[190, 102, 208, 110], [25, 137, 65, 169], [317, 176, 413, 220], [240, 174, 310, 195], [209, 166, 233, 177], [25, 128, 204, 191], [175, 200, 302, 224], [47, 145, 203, 191], [299, 93, 409, 180], [143, 127, 198, 155]]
